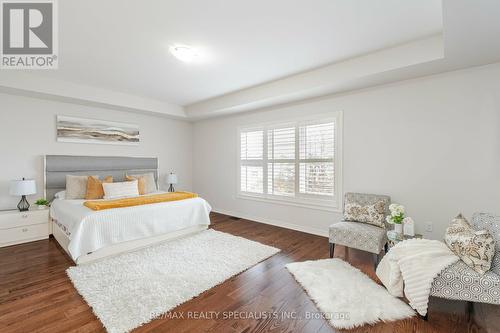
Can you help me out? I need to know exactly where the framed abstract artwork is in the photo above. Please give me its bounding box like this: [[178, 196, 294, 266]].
[[56, 116, 140, 145]]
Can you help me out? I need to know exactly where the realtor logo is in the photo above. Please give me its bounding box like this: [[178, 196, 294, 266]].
[[1, 0, 58, 69]]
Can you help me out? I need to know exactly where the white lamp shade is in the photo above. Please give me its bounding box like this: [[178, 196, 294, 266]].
[[167, 173, 178, 184], [10, 179, 37, 196]]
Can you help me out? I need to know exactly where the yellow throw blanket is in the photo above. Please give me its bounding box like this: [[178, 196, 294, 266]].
[[84, 191, 198, 211]]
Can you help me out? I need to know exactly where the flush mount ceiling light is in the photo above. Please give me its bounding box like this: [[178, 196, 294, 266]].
[[169, 45, 199, 63]]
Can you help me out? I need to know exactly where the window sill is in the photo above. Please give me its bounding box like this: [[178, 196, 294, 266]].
[[236, 193, 342, 212]]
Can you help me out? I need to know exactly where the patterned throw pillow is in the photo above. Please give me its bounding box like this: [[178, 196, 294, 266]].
[[344, 200, 386, 228], [444, 214, 496, 274]]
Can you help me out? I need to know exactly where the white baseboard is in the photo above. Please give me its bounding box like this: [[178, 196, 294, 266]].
[[212, 207, 329, 238]]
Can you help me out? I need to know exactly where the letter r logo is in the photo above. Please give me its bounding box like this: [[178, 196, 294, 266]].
[[2, 1, 53, 54]]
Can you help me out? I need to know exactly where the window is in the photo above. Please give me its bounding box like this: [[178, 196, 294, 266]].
[[240, 130, 264, 193], [238, 113, 342, 210], [299, 122, 335, 196], [268, 126, 295, 196]]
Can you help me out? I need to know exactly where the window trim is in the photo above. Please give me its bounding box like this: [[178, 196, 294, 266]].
[[236, 111, 343, 212]]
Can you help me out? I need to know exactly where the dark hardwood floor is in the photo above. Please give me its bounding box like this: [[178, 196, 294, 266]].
[[0, 212, 493, 333]]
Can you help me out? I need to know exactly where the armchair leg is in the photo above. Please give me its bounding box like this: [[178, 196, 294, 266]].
[[374, 253, 379, 269], [466, 301, 473, 321], [329, 243, 335, 258]]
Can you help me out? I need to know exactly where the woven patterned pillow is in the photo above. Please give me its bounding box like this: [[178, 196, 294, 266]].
[[472, 213, 500, 275], [344, 200, 386, 228], [444, 214, 495, 274]]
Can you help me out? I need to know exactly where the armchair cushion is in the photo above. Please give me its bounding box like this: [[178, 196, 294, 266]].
[[444, 214, 495, 274], [344, 193, 391, 227], [471, 212, 500, 275], [344, 200, 386, 228], [329, 221, 388, 254], [430, 260, 500, 305]]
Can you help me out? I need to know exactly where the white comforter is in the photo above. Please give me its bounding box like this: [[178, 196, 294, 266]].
[[50, 196, 212, 260]]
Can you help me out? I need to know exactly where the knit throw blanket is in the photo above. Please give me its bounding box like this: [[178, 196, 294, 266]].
[[376, 238, 459, 315], [84, 192, 198, 211]]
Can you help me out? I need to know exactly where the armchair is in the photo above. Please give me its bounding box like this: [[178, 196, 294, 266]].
[[329, 192, 391, 265]]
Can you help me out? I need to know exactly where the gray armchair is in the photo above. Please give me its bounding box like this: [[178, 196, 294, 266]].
[[329, 193, 390, 264], [430, 212, 500, 306]]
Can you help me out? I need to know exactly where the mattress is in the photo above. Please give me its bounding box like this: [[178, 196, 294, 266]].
[[50, 195, 212, 260]]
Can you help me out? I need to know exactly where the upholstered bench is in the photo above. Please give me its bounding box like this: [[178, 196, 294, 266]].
[[431, 261, 500, 304], [430, 212, 500, 306]]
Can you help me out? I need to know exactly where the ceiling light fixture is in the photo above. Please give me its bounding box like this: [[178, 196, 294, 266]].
[[169, 45, 199, 63]]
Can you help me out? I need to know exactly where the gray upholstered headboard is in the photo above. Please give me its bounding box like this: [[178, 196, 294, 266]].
[[44, 155, 158, 201]]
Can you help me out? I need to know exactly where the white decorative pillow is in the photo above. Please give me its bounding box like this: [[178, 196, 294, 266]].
[[102, 180, 140, 200], [125, 172, 157, 194], [54, 191, 66, 199], [344, 200, 386, 228], [66, 175, 96, 200], [444, 214, 496, 274]]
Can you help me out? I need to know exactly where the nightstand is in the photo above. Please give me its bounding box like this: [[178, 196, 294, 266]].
[[0, 209, 50, 247]]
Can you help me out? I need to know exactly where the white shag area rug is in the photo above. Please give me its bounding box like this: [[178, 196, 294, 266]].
[[67, 229, 280, 333], [286, 258, 415, 329]]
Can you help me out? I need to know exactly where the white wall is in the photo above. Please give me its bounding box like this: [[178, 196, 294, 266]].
[[193, 63, 500, 239], [1, 63, 498, 240], [0, 93, 193, 210]]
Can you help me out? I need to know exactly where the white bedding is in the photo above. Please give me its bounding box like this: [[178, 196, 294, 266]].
[[50, 194, 212, 260]]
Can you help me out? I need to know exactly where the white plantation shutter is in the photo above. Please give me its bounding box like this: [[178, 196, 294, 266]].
[[267, 127, 295, 196], [240, 130, 264, 193], [299, 122, 335, 196], [241, 130, 263, 160], [240, 165, 263, 193], [239, 115, 340, 208]]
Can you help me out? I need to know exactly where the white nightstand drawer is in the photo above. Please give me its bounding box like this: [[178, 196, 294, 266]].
[[0, 210, 49, 229], [0, 223, 49, 246]]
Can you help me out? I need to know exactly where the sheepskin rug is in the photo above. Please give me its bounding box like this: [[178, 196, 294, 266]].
[[286, 258, 415, 329], [67, 229, 280, 333]]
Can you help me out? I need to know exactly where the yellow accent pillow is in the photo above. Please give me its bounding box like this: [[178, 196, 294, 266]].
[[125, 175, 146, 195], [85, 176, 113, 200]]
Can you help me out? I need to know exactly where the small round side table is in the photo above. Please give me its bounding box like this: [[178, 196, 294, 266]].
[[387, 231, 423, 249]]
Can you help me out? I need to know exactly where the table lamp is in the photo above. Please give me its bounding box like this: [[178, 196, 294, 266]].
[[167, 173, 178, 192], [10, 178, 37, 211]]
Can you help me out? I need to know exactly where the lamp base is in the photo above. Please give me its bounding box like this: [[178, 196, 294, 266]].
[[17, 195, 30, 212], [168, 184, 175, 192]]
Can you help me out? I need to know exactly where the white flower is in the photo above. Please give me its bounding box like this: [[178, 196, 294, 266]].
[[386, 216, 393, 224], [389, 203, 405, 216]]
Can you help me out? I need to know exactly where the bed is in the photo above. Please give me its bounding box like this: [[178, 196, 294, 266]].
[[45, 155, 211, 265]]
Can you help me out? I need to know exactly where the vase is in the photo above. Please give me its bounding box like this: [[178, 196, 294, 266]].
[[394, 223, 403, 236]]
